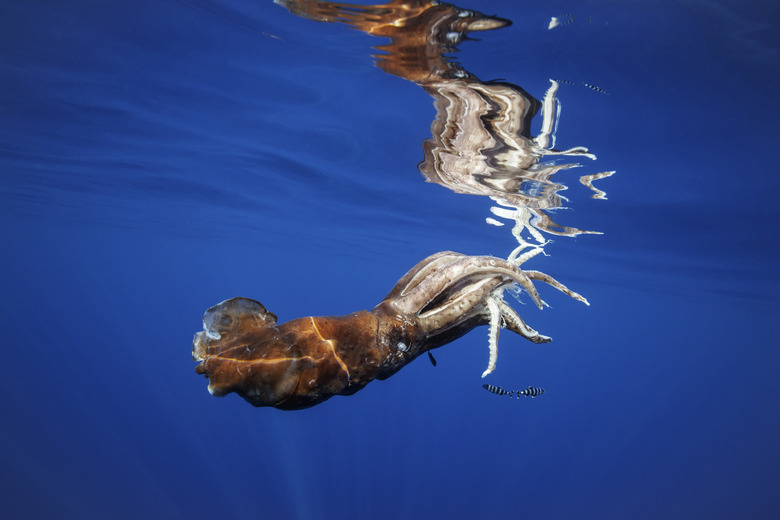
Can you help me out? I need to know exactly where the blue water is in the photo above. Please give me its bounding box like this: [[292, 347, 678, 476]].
[[2, 1, 779, 518]]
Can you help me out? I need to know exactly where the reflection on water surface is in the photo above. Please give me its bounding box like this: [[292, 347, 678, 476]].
[[278, 0, 613, 253]]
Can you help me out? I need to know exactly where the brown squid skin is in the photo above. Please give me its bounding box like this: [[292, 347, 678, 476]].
[[193, 298, 428, 410]]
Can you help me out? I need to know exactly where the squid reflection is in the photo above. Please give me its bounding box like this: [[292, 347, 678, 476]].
[[193, 0, 610, 409], [277, 0, 613, 254], [193, 252, 586, 410]]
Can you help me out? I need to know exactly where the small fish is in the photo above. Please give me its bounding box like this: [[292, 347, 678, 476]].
[[483, 384, 512, 396], [552, 79, 610, 95], [483, 384, 545, 398], [581, 82, 610, 95], [517, 386, 545, 398], [552, 78, 578, 86], [428, 351, 437, 367]]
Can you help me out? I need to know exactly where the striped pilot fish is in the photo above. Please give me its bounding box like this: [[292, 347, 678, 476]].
[[482, 384, 545, 398]]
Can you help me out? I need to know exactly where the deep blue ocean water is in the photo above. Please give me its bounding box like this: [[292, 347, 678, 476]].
[[2, 1, 779, 518]]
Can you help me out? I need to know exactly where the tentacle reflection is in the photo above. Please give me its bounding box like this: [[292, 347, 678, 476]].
[[193, 252, 586, 410]]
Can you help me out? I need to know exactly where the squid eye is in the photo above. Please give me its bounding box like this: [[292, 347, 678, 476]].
[[397, 341, 409, 352]]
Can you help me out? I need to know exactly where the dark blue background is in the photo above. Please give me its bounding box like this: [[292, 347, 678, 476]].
[[2, 1, 779, 518]]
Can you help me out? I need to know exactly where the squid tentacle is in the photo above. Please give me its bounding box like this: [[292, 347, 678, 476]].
[[383, 251, 465, 301], [524, 270, 589, 305], [392, 256, 544, 315], [481, 296, 503, 378], [495, 298, 551, 344]]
